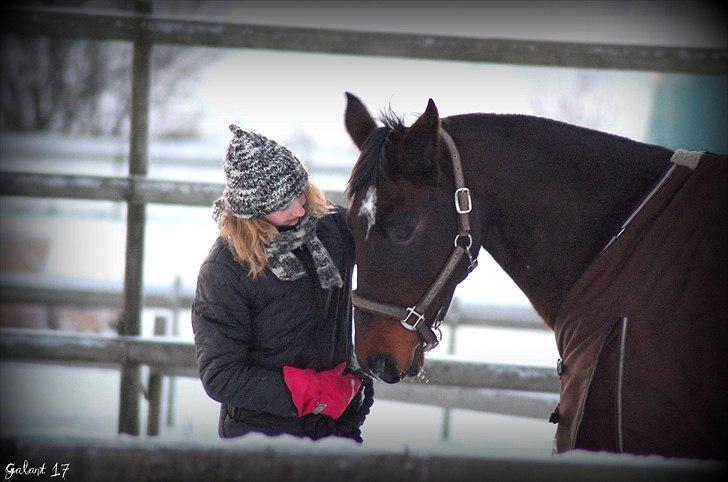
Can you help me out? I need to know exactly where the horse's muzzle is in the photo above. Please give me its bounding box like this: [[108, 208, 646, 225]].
[[367, 352, 403, 384], [404, 345, 425, 377]]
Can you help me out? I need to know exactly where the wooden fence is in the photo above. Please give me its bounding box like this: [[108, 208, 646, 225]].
[[0, 327, 559, 423], [3, 435, 723, 482], [1, 4, 725, 478]]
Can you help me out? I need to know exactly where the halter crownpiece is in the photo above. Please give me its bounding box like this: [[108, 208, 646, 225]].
[[351, 127, 478, 352]]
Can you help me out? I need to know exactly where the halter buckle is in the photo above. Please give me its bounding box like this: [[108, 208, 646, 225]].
[[455, 187, 472, 214], [401, 306, 425, 331]]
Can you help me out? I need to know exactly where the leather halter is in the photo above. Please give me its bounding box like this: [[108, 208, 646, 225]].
[[351, 127, 478, 352]]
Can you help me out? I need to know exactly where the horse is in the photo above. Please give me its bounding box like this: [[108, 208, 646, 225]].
[[342, 93, 727, 460]]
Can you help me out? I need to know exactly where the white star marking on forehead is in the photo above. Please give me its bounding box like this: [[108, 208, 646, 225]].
[[358, 185, 377, 240]]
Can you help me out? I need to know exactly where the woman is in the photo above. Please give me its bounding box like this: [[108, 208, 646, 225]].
[[192, 125, 373, 442]]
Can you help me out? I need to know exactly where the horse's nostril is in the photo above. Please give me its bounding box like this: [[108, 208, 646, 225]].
[[405, 362, 422, 378], [367, 353, 402, 384], [366, 354, 382, 372]]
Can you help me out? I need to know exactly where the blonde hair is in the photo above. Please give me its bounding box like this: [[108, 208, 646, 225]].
[[219, 182, 334, 278]]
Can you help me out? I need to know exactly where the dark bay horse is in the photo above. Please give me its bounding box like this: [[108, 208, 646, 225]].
[[343, 93, 727, 459]]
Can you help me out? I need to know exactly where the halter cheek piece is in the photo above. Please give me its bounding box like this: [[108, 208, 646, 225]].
[[351, 127, 478, 352]]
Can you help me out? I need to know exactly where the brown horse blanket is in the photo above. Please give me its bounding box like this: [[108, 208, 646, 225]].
[[553, 152, 728, 460]]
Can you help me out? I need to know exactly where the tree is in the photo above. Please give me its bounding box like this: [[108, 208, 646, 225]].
[[1, 0, 219, 139]]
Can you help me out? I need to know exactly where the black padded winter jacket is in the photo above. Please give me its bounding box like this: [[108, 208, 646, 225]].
[[191, 207, 359, 439]]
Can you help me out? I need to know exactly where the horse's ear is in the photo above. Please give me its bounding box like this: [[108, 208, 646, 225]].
[[344, 92, 377, 150], [397, 99, 441, 181]]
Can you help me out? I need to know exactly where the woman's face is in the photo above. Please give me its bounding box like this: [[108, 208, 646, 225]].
[[263, 193, 307, 227]]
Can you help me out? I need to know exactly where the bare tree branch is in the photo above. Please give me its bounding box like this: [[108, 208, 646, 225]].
[[1, 0, 220, 139]]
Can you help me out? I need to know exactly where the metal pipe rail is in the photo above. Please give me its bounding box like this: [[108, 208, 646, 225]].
[[2, 436, 723, 482], [2, 6, 726, 74]]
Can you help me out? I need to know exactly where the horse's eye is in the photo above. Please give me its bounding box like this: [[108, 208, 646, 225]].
[[387, 225, 413, 243]]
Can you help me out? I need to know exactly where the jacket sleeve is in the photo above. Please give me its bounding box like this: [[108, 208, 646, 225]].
[[191, 260, 298, 418]]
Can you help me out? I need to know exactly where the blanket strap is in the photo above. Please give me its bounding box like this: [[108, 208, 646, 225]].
[[599, 149, 705, 255]]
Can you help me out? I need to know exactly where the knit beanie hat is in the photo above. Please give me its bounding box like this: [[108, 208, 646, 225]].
[[212, 125, 309, 221]]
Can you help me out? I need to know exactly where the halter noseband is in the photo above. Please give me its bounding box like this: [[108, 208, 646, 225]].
[[351, 127, 478, 352]]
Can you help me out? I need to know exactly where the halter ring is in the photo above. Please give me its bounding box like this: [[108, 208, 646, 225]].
[[454, 233, 473, 250]]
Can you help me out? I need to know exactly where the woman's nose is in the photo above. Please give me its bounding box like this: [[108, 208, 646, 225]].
[[292, 200, 306, 217]]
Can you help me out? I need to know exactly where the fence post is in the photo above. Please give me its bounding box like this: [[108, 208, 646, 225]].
[[446, 298, 460, 355], [47, 304, 60, 330], [166, 276, 183, 428], [439, 298, 462, 440], [118, 0, 153, 436], [171, 275, 182, 337], [146, 315, 166, 436]]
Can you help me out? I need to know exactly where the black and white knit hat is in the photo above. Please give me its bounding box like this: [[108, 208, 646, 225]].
[[212, 125, 309, 220]]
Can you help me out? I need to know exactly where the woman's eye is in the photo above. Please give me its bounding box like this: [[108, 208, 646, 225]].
[[387, 225, 413, 242]]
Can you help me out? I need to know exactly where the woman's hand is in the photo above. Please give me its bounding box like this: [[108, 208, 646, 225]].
[[283, 362, 362, 419]]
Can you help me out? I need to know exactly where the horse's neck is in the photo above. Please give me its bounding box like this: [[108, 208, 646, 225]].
[[445, 115, 673, 325]]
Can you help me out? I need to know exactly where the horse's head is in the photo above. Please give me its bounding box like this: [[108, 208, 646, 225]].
[[344, 93, 480, 383]]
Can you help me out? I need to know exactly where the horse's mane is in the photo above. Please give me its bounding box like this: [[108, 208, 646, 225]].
[[345, 110, 406, 200]]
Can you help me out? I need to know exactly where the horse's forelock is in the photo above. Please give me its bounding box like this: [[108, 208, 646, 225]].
[[346, 131, 386, 200], [379, 108, 405, 133], [346, 111, 406, 202]]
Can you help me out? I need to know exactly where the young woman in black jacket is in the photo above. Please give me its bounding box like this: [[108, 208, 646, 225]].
[[192, 125, 373, 442]]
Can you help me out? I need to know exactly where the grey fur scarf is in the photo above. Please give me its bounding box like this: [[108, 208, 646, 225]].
[[265, 214, 343, 289]]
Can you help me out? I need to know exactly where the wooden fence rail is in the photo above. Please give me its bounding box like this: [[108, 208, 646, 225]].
[[0, 328, 559, 420], [0, 274, 547, 332], [0, 328, 559, 391], [2, 435, 722, 482], [3, 6, 726, 74]]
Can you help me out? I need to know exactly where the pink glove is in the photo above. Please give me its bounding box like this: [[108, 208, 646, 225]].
[[283, 362, 362, 419]]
